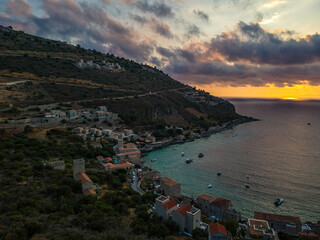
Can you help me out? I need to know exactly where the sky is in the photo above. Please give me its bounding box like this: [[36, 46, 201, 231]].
[[0, 0, 319, 99]]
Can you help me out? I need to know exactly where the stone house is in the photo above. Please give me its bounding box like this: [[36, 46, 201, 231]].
[[210, 198, 232, 220], [254, 211, 302, 236], [197, 193, 215, 215], [160, 177, 181, 198]]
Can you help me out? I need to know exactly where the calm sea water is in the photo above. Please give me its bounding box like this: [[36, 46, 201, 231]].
[[143, 99, 320, 222]]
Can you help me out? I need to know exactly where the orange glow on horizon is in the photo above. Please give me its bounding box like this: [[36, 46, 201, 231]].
[[196, 83, 320, 100]]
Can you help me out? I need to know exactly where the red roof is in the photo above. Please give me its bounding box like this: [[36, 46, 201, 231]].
[[254, 211, 302, 225], [162, 199, 177, 210], [298, 232, 319, 240], [76, 172, 92, 184], [209, 222, 228, 236], [211, 198, 231, 208], [174, 205, 192, 217]]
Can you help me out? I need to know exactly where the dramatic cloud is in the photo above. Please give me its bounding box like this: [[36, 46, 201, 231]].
[[193, 10, 209, 22], [0, 0, 153, 62], [6, 0, 33, 17], [185, 24, 202, 38], [135, 1, 173, 17], [161, 21, 320, 87], [152, 19, 173, 39]]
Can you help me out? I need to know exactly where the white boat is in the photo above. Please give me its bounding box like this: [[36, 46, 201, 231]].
[[181, 152, 184, 156], [208, 184, 212, 188], [151, 159, 156, 162]]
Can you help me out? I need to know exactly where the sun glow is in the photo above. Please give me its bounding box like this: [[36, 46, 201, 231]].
[[197, 83, 320, 100]]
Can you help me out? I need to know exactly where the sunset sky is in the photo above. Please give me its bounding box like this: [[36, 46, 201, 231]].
[[0, 0, 319, 99]]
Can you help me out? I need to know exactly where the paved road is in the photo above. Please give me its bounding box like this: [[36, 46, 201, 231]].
[[130, 168, 145, 195]]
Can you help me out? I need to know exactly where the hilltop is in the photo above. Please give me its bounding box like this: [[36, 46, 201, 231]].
[[0, 25, 248, 130]]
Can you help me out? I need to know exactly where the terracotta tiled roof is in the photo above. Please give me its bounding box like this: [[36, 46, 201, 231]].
[[198, 193, 214, 202], [83, 188, 96, 195], [162, 199, 177, 210], [209, 222, 228, 236], [76, 172, 92, 184], [254, 211, 302, 225], [211, 198, 231, 208], [103, 161, 133, 170], [174, 205, 192, 217], [248, 219, 270, 237], [161, 177, 181, 187]]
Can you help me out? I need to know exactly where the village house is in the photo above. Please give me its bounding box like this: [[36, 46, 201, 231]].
[[208, 222, 228, 240], [154, 195, 178, 220], [160, 177, 181, 198], [171, 205, 201, 234], [67, 109, 77, 118], [197, 193, 215, 215], [247, 218, 275, 240], [51, 110, 66, 117], [197, 194, 241, 221], [254, 211, 302, 236], [97, 106, 107, 112], [73, 159, 96, 195], [95, 111, 107, 119], [102, 161, 133, 172]]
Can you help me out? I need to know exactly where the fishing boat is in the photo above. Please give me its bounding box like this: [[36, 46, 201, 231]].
[[217, 171, 222, 176], [208, 184, 212, 188], [274, 198, 283, 206]]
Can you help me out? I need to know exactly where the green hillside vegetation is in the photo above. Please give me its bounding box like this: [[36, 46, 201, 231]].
[[0, 129, 181, 240]]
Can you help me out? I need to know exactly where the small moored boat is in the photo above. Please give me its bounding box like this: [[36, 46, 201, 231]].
[[198, 153, 204, 158], [181, 152, 185, 156], [208, 184, 212, 188], [274, 198, 283, 206], [244, 183, 250, 188], [185, 158, 193, 164], [151, 159, 156, 162], [217, 171, 222, 176]]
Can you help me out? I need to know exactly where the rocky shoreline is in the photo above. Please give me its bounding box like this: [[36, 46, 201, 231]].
[[141, 116, 259, 154]]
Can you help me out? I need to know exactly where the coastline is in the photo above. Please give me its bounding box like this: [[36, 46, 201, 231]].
[[140, 116, 259, 154]]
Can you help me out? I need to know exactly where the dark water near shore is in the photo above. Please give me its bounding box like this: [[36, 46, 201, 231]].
[[143, 99, 320, 222]]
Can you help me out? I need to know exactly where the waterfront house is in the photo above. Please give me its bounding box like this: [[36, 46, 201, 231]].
[[171, 205, 201, 234], [208, 222, 228, 240], [254, 211, 302, 236], [154, 196, 178, 220], [210, 198, 232, 220], [197, 193, 215, 215], [247, 218, 275, 240], [160, 177, 181, 198]]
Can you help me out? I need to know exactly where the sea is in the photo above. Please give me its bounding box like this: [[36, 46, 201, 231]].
[[143, 99, 320, 222]]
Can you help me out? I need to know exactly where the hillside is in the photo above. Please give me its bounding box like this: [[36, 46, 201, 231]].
[[0, 25, 246, 130]]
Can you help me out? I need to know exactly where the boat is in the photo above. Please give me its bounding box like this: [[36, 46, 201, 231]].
[[217, 171, 222, 176], [307, 123, 311, 125], [246, 175, 250, 179], [274, 198, 283, 206], [185, 158, 193, 164], [181, 152, 184, 156], [208, 184, 212, 188], [198, 153, 204, 158], [244, 183, 250, 188], [151, 159, 156, 162]]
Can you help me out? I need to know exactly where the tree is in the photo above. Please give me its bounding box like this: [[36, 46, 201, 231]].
[[192, 227, 208, 240]]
